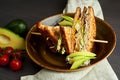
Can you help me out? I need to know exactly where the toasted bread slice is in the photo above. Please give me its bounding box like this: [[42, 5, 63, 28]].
[[37, 22, 60, 44], [83, 6, 96, 51], [60, 26, 76, 54], [37, 22, 60, 53]]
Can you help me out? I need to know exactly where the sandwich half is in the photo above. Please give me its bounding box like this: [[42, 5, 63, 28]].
[[37, 6, 96, 55], [74, 6, 96, 52]]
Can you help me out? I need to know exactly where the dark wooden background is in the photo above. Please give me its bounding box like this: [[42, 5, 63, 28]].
[[0, 0, 119, 80]]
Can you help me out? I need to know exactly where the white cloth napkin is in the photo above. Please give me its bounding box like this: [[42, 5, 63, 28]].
[[21, 0, 118, 80]]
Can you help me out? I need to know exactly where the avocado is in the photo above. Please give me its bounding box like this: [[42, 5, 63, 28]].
[[0, 28, 25, 50], [5, 19, 28, 38], [70, 57, 90, 69]]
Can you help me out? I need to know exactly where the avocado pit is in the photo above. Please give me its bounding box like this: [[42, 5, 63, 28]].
[[0, 34, 10, 44]]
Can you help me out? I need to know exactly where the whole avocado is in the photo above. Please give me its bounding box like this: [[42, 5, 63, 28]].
[[5, 19, 28, 38]]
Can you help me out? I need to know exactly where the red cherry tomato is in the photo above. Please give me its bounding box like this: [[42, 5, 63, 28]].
[[0, 54, 9, 66], [10, 59, 22, 71], [0, 47, 3, 53], [3, 47, 14, 55], [11, 50, 23, 59]]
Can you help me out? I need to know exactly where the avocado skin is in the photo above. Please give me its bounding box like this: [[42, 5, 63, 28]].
[[5, 19, 28, 38], [0, 27, 25, 50]]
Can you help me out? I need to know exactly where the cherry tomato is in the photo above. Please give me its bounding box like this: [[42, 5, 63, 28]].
[[0, 54, 9, 66], [3, 47, 14, 55], [10, 59, 22, 71], [11, 50, 23, 59], [0, 47, 3, 53]]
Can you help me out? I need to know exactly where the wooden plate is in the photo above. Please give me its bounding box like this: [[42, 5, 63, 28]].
[[25, 14, 116, 72]]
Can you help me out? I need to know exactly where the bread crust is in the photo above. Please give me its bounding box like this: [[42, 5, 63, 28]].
[[60, 26, 76, 54], [85, 6, 96, 51], [37, 22, 60, 53]]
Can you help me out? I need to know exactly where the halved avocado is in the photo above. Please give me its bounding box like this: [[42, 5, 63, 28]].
[[0, 27, 25, 49]]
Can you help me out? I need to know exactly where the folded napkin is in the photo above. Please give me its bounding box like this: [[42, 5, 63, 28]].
[[21, 0, 118, 80]]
